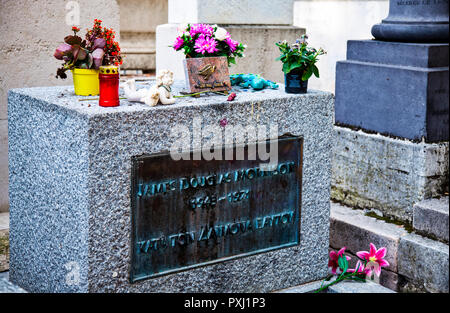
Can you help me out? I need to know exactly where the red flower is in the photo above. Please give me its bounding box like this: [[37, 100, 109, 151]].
[[328, 247, 351, 275]]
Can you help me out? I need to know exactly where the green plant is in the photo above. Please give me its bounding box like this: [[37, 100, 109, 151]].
[[275, 35, 326, 81]]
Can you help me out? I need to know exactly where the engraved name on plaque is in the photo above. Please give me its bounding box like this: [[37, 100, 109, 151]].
[[130, 136, 303, 282]]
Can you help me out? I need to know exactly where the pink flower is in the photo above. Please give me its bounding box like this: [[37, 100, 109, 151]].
[[356, 243, 389, 277], [194, 35, 218, 54], [190, 23, 214, 38], [347, 260, 370, 275], [173, 36, 184, 50], [225, 36, 239, 53], [328, 247, 351, 275]]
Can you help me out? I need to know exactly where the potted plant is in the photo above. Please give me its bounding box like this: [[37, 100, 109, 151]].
[[54, 19, 123, 96], [172, 23, 246, 94], [276, 35, 325, 94]]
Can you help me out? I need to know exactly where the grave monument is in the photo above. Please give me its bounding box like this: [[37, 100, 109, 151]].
[[8, 82, 334, 292]]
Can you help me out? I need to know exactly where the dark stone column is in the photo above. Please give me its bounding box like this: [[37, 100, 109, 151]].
[[372, 0, 449, 42]]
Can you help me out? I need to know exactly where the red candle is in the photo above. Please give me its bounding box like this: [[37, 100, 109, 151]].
[[99, 65, 120, 107]]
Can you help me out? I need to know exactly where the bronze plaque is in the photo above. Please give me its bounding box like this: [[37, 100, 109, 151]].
[[183, 56, 231, 93], [130, 136, 303, 282]]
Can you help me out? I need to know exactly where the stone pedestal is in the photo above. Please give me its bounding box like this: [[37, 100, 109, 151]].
[[8, 83, 333, 293], [371, 0, 449, 42], [333, 3, 449, 221], [336, 40, 449, 142], [332, 126, 448, 222]]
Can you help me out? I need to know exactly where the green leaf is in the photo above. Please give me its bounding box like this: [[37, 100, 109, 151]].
[[302, 67, 313, 81], [288, 63, 302, 73], [337, 256, 348, 273], [282, 62, 291, 74], [312, 65, 320, 78]]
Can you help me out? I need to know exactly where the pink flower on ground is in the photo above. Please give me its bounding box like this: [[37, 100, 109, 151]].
[[356, 243, 389, 277], [225, 36, 239, 53], [347, 260, 370, 275], [173, 36, 184, 50], [328, 247, 351, 275], [194, 36, 218, 54]]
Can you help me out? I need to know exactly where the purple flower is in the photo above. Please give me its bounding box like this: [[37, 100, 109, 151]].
[[173, 36, 184, 50], [225, 36, 239, 53], [190, 23, 214, 38], [194, 35, 218, 54]]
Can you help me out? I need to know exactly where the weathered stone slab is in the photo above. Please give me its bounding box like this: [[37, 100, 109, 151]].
[[168, 0, 294, 25], [156, 24, 305, 83], [328, 280, 395, 293], [398, 233, 449, 293], [336, 41, 449, 142], [275, 280, 323, 293], [332, 126, 449, 222], [413, 196, 449, 242], [8, 83, 334, 293]]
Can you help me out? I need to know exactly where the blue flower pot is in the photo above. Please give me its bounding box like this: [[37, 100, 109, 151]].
[[284, 70, 308, 94]]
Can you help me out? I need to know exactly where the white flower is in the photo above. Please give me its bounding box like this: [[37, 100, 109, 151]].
[[177, 23, 189, 34], [215, 27, 228, 41]]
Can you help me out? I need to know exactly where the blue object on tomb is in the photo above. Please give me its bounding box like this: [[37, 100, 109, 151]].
[[230, 74, 279, 91]]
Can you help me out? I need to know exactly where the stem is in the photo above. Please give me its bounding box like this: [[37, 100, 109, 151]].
[[174, 91, 212, 98], [314, 272, 360, 293]]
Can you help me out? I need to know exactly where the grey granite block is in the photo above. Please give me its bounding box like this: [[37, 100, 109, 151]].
[[413, 197, 449, 243], [332, 126, 449, 222], [8, 82, 334, 293], [398, 233, 449, 293], [275, 280, 323, 293], [335, 41, 449, 142]]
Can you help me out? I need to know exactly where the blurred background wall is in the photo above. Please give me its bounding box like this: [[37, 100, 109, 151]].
[[0, 0, 120, 212]]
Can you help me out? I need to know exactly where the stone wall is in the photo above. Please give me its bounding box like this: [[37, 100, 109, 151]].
[[118, 0, 168, 70], [0, 0, 120, 212], [293, 0, 389, 93]]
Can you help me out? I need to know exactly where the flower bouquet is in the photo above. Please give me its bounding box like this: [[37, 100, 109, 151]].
[[172, 23, 246, 94], [315, 243, 390, 293], [53, 19, 123, 96]]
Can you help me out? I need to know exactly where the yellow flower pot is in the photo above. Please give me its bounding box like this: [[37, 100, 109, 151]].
[[72, 68, 100, 96]]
